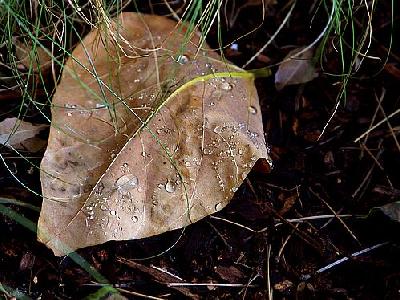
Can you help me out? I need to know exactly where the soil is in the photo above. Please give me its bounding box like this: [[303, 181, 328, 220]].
[[1, 1, 400, 299]]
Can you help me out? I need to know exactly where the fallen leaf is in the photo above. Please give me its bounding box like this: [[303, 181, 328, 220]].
[[214, 265, 244, 282], [15, 40, 52, 73], [0, 117, 48, 152], [275, 47, 318, 90], [38, 13, 270, 255], [374, 201, 400, 222]]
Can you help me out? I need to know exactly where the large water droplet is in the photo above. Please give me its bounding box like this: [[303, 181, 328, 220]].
[[165, 180, 176, 193], [215, 202, 223, 211], [131, 215, 138, 223], [110, 210, 117, 216], [213, 126, 222, 134], [248, 106, 257, 114], [220, 82, 233, 91], [176, 54, 190, 65], [96, 103, 107, 109], [116, 174, 138, 190]]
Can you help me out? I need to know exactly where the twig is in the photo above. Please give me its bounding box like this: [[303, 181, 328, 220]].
[[210, 215, 260, 233], [207, 220, 233, 251], [360, 143, 394, 188], [352, 143, 384, 199], [277, 224, 299, 261], [117, 287, 167, 300], [309, 188, 360, 245], [117, 257, 199, 299], [274, 214, 355, 226], [245, 179, 325, 254], [167, 283, 257, 288], [266, 244, 273, 300], [375, 89, 400, 151], [361, 88, 385, 146], [300, 242, 390, 281], [242, 0, 297, 68], [354, 107, 400, 143]]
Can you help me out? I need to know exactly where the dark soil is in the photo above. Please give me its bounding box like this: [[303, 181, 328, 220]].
[[1, 1, 400, 299]]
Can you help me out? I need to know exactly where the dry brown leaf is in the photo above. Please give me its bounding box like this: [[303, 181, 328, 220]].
[[38, 13, 270, 255], [275, 47, 318, 90], [15, 40, 52, 72], [0, 117, 48, 152]]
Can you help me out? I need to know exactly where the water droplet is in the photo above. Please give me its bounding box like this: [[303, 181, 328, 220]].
[[213, 126, 222, 134], [134, 78, 140, 83], [203, 148, 212, 155], [96, 103, 107, 109], [248, 106, 257, 114], [67, 112, 72, 117], [100, 204, 107, 211], [176, 54, 190, 65], [231, 187, 238, 193], [64, 103, 77, 109], [121, 162, 130, 173], [116, 174, 138, 189], [165, 180, 176, 193], [220, 82, 233, 91], [110, 210, 117, 216], [131, 215, 138, 223], [215, 202, 223, 211], [141, 151, 146, 157], [185, 161, 191, 167]]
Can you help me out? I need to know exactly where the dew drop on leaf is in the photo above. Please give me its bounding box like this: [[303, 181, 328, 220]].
[[165, 180, 176, 193], [215, 202, 223, 211], [116, 174, 138, 189], [220, 82, 233, 91], [248, 106, 257, 114], [176, 55, 189, 65]]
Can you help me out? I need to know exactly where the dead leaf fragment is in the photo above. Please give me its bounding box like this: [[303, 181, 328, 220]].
[[0, 117, 48, 152], [15, 40, 52, 73], [275, 47, 318, 90], [374, 201, 400, 222], [38, 13, 270, 255]]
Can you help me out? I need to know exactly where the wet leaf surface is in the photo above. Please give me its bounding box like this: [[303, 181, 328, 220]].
[[38, 13, 270, 255]]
